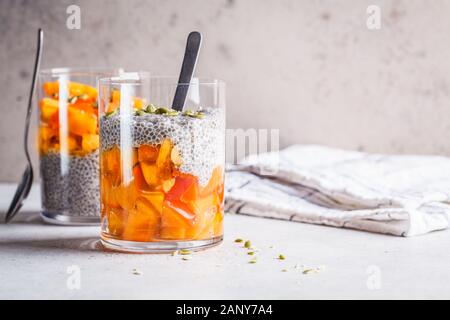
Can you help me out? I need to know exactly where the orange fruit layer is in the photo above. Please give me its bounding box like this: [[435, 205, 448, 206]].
[[38, 81, 99, 156], [105, 90, 146, 113], [100, 142, 224, 242]]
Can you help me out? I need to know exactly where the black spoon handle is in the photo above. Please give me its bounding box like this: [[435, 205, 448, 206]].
[[172, 31, 202, 111], [24, 29, 44, 161]]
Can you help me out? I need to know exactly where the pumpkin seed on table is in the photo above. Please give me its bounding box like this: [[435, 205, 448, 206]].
[[179, 249, 192, 255], [234, 238, 243, 243], [132, 268, 143, 275], [244, 240, 251, 248]]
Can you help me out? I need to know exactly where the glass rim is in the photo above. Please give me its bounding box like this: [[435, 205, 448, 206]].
[[99, 74, 225, 86], [39, 67, 124, 77]]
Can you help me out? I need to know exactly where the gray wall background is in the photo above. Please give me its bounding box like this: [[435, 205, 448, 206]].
[[1, 0, 450, 182]]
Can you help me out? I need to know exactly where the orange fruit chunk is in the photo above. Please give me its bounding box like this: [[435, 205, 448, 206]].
[[43, 82, 58, 96], [101, 175, 120, 208], [101, 147, 121, 185], [40, 98, 59, 123], [84, 85, 98, 99], [106, 207, 127, 237], [68, 82, 86, 96], [114, 181, 138, 211], [133, 164, 149, 191], [200, 166, 224, 197], [81, 134, 99, 153], [138, 145, 159, 163], [140, 192, 164, 214], [166, 174, 198, 202], [156, 139, 172, 167], [141, 162, 160, 187], [42, 81, 97, 99], [122, 198, 161, 241], [68, 106, 97, 136]]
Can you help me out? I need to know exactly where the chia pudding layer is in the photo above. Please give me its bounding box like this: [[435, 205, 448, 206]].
[[100, 108, 224, 186], [40, 151, 100, 217]]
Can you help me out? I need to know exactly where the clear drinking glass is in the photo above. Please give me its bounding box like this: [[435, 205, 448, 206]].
[[38, 68, 122, 225], [98, 75, 225, 252]]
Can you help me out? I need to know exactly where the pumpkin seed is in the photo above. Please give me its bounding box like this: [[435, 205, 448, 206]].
[[68, 96, 78, 104], [105, 109, 117, 118], [78, 93, 89, 100], [179, 249, 192, 255], [244, 240, 251, 248], [145, 104, 158, 113]]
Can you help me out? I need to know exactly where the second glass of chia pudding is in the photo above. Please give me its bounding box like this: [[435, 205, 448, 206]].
[[98, 74, 225, 252], [38, 68, 122, 225]]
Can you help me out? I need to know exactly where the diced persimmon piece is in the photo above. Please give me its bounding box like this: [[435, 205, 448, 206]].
[[66, 134, 79, 151], [84, 85, 98, 99], [114, 181, 138, 211], [187, 204, 217, 239], [39, 125, 57, 142], [140, 192, 164, 214], [111, 90, 121, 103], [200, 166, 224, 196], [170, 146, 183, 166], [162, 178, 175, 193], [81, 134, 99, 152], [161, 201, 193, 229], [138, 145, 159, 163], [101, 176, 120, 208], [71, 100, 97, 116], [43, 82, 59, 96], [110, 90, 145, 109], [156, 139, 172, 167], [136, 198, 161, 226], [133, 164, 148, 191], [160, 227, 186, 240], [102, 147, 121, 174], [106, 102, 118, 113], [213, 211, 224, 237], [122, 198, 161, 241], [141, 162, 159, 186], [106, 207, 127, 237], [68, 106, 97, 135], [69, 82, 86, 96], [40, 98, 59, 122], [190, 193, 218, 216], [166, 175, 198, 202]]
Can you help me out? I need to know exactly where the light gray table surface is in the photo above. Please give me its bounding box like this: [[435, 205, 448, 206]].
[[1, 183, 449, 300]]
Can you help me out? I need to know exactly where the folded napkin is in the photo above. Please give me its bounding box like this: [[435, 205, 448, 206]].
[[225, 145, 450, 236]]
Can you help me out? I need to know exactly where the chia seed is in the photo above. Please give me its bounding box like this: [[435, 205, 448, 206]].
[[39, 151, 100, 217]]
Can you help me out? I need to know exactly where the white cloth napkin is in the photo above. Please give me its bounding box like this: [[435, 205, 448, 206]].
[[225, 145, 450, 236]]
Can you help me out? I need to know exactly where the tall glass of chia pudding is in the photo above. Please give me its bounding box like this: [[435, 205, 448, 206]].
[[38, 68, 122, 225], [98, 75, 225, 252]]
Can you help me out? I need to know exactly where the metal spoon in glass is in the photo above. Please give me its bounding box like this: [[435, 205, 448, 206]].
[[5, 29, 44, 223], [172, 31, 202, 111]]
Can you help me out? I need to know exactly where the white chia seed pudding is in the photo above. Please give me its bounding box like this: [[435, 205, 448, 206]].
[[100, 108, 224, 186], [40, 151, 100, 217]]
